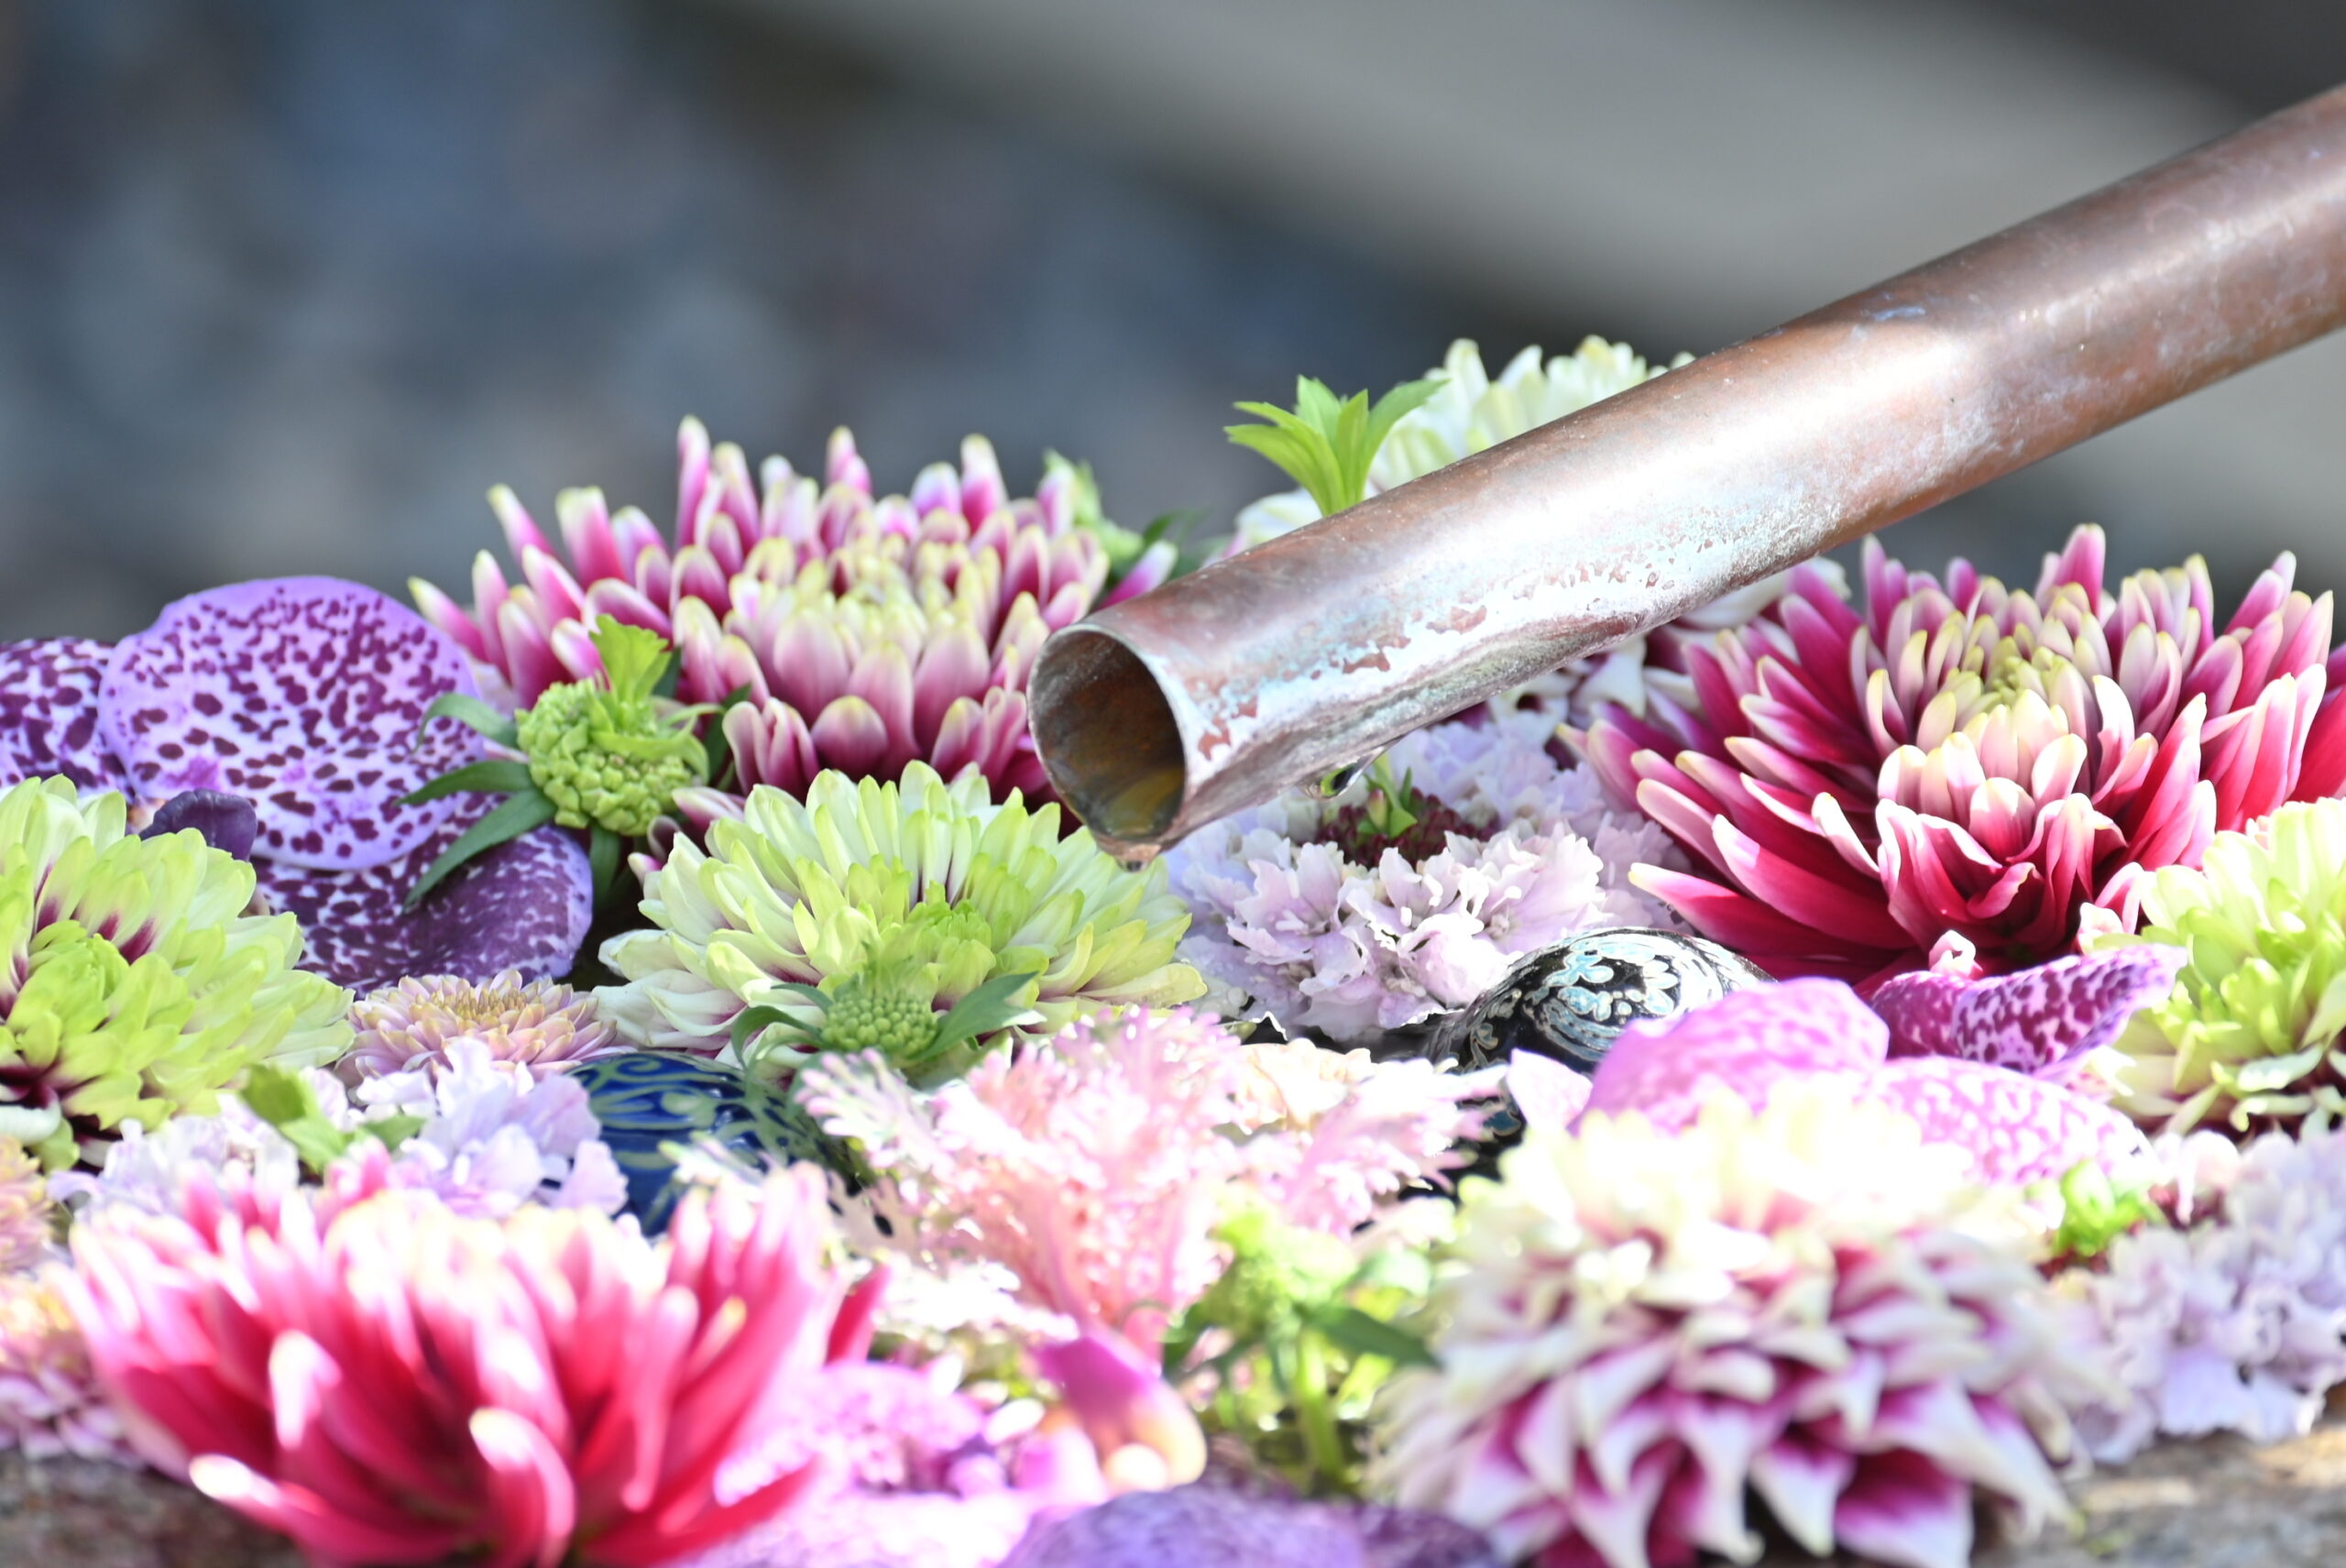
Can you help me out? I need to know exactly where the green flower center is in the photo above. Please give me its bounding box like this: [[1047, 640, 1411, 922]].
[[819, 975, 942, 1058]]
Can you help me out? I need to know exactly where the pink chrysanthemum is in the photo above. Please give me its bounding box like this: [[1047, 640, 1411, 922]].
[[1374, 1084, 2101, 1568], [414, 419, 1164, 806], [344, 969, 625, 1080], [1584, 525, 2346, 982], [62, 1162, 854, 1567], [800, 1008, 1492, 1356]]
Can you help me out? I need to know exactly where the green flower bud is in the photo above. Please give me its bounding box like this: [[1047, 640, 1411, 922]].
[[515, 619, 707, 837]]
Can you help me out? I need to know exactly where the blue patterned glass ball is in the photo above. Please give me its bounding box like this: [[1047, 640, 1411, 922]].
[[569, 1052, 843, 1233]]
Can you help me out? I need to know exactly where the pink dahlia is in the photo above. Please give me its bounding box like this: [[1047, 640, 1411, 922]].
[[1584, 525, 2346, 981], [415, 419, 1162, 806], [63, 1162, 852, 1567], [1374, 1083, 2099, 1568]]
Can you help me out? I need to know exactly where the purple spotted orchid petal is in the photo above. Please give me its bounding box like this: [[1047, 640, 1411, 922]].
[[1871, 946, 2188, 1081], [101, 578, 484, 870], [1871, 1057, 2154, 1189], [257, 794, 593, 991], [0, 638, 128, 792], [1580, 980, 2153, 1188], [1581, 979, 1888, 1129]]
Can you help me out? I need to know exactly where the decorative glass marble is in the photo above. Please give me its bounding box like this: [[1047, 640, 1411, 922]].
[[569, 1052, 846, 1232], [1439, 927, 1771, 1072]]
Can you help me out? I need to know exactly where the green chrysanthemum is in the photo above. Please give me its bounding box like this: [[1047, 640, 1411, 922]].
[[2095, 796, 2346, 1134], [517, 620, 706, 837], [597, 762, 1204, 1079], [0, 779, 352, 1169]]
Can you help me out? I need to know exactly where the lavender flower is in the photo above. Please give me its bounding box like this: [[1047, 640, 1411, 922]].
[[0, 1276, 127, 1463], [347, 1039, 627, 1218], [1166, 712, 1677, 1042], [2058, 1124, 2346, 1462]]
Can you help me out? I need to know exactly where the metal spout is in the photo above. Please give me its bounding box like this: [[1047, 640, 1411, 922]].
[[1030, 84, 2346, 849]]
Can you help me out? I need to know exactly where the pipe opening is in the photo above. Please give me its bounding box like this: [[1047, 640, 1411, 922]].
[[1030, 626, 1187, 845]]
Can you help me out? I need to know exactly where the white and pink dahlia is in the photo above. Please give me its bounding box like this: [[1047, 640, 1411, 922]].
[[1166, 712, 1678, 1041], [414, 420, 1163, 806], [1374, 1083, 2100, 1568], [1584, 524, 2346, 982]]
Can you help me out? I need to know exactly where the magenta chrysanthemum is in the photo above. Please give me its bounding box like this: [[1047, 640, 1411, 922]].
[[63, 1162, 853, 1567], [1374, 1086, 2099, 1568], [1584, 525, 2346, 981], [414, 420, 1154, 808], [345, 970, 624, 1079]]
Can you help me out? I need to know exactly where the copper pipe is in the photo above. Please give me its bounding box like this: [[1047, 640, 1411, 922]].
[[1030, 85, 2346, 857]]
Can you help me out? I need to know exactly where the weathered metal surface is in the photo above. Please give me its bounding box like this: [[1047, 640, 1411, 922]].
[[1031, 85, 2346, 852]]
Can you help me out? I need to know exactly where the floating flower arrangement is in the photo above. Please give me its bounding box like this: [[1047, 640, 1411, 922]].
[[3, 339, 2342, 1568]]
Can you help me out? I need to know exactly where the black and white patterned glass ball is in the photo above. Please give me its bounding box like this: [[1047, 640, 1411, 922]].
[[1442, 927, 1770, 1072]]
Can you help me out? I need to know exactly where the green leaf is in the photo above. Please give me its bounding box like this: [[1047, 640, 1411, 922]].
[[403, 789, 559, 909], [239, 1064, 356, 1175], [363, 1113, 426, 1154], [730, 985, 833, 1052], [591, 615, 675, 702], [589, 826, 621, 903], [400, 758, 538, 805], [420, 692, 520, 750], [1226, 374, 1441, 518], [1305, 1304, 1437, 1368], [927, 970, 1041, 1058]]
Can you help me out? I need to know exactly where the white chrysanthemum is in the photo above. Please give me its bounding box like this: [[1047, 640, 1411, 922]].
[[1164, 712, 1677, 1042], [599, 763, 1202, 1070], [2056, 1124, 2346, 1463], [1372, 1080, 2101, 1568]]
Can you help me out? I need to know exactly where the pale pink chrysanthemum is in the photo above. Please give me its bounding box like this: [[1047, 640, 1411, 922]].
[[800, 1008, 1493, 1356], [1584, 524, 2346, 983], [62, 1162, 854, 1567], [413, 419, 1162, 807], [1375, 1083, 2104, 1568], [0, 1274, 128, 1463], [343, 969, 625, 1080]]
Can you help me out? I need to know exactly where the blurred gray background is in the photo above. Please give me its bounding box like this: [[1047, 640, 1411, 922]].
[[1, 0, 2341, 641]]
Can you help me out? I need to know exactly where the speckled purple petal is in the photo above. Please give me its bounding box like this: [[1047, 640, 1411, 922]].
[[101, 578, 483, 869], [1873, 946, 2188, 1080], [1870, 1058, 2156, 1187], [0, 638, 127, 792], [255, 795, 593, 991], [1581, 979, 1886, 1130], [998, 1486, 1500, 1568]]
